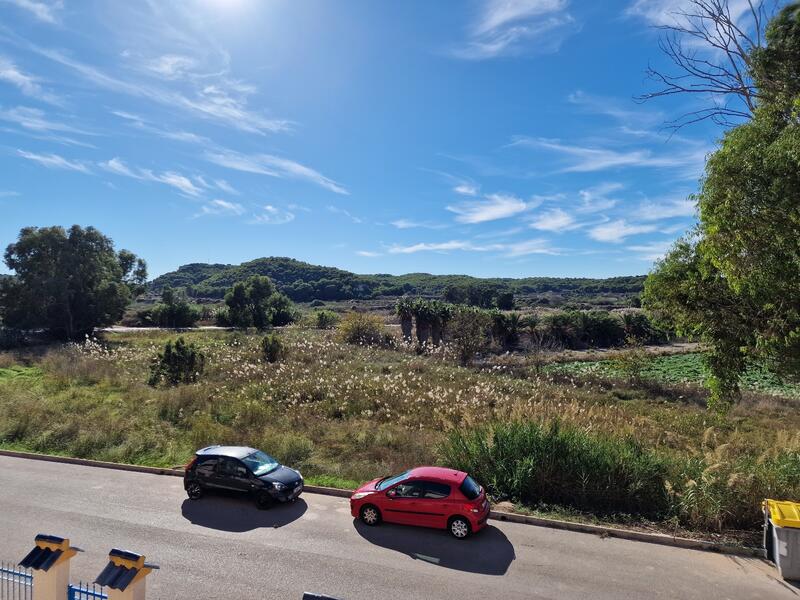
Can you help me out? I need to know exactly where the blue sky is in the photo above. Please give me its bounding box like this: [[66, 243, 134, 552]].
[[0, 0, 730, 279]]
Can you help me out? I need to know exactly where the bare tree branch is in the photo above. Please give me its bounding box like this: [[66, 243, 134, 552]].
[[636, 0, 777, 130]]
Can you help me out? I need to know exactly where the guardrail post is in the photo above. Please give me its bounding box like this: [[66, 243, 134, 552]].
[[19, 534, 82, 600], [94, 549, 158, 600]]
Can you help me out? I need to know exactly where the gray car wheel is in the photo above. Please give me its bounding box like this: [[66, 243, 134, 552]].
[[360, 504, 381, 526], [449, 516, 471, 539], [187, 481, 203, 500]]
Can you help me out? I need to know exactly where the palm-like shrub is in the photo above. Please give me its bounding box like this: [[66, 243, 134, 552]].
[[396, 297, 414, 342], [261, 333, 285, 363]]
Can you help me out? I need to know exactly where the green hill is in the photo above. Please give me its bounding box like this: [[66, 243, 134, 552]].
[[151, 257, 645, 308]]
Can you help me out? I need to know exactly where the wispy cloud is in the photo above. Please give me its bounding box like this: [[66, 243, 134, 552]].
[[17, 149, 90, 173], [98, 157, 203, 197], [390, 218, 447, 230], [452, 0, 578, 59], [576, 182, 621, 213], [589, 219, 657, 243], [142, 54, 198, 80], [110, 110, 209, 145], [0, 190, 20, 197], [205, 149, 348, 195], [0, 106, 90, 134], [1, 0, 62, 24], [214, 179, 238, 195], [627, 239, 675, 261], [447, 193, 528, 223], [327, 205, 362, 223], [356, 250, 382, 257], [20, 43, 289, 134], [249, 205, 295, 225], [454, 183, 479, 196], [0, 56, 61, 104], [387, 237, 559, 257], [529, 207, 578, 232], [634, 197, 696, 221], [195, 199, 245, 218], [511, 136, 707, 173], [388, 240, 496, 254]]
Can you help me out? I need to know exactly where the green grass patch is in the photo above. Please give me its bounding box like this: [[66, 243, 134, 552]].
[[548, 352, 800, 397]]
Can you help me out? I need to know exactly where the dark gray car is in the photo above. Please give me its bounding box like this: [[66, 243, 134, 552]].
[[184, 445, 304, 508]]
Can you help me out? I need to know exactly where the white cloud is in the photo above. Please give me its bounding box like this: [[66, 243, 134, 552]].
[[0, 56, 60, 104], [627, 239, 675, 261], [196, 199, 245, 217], [17, 149, 90, 173], [589, 219, 657, 243], [634, 197, 696, 221], [390, 218, 446, 230], [1, 0, 62, 24], [388, 240, 496, 254], [327, 205, 362, 223], [453, 0, 577, 59], [0, 106, 89, 134], [143, 54, 198, 80], [214, 179, 238, 195], [529, 208, 577, 232], [99, 157, 204, 197], [511, 136, 708, 173], [447, 193, 528, 223], [576, 182, 622, 213], [205, 149, 348, 195], [387, 237, 559, 256], [356, 250, 382, 257], [28, 46, 289, 134], [249, 205, 295, 225], [504, 238, 560, 256], [454, 183, 479, 196], [0, 190, 20, 197]]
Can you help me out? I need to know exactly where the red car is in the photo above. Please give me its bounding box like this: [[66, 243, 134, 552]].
[[350, 466, 490, 539]]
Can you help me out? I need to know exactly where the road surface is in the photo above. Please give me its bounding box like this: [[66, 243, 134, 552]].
[[0, 456, 793, 600]]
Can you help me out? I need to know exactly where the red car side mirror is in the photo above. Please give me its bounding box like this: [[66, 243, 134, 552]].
[[386, 489, 397, 498]]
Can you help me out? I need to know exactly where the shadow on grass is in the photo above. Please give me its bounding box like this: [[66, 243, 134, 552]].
[[181, 493, 307, 532], [353, 520, 515, 576]]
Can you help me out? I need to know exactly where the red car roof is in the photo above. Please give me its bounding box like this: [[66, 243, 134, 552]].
[[407, 466, 467, 483]]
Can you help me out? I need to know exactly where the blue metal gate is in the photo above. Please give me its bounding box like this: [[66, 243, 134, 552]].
[[0, 562, 32, 600], [67, 582, 107, 600]]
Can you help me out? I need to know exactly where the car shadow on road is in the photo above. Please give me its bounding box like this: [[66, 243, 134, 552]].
[[354, 521, 516, 575], [181, 494, 307, 532]]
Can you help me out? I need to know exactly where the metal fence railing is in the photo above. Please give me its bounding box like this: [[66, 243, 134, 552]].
[[68, 582, 108, 600], [0, 562, 32, 600]]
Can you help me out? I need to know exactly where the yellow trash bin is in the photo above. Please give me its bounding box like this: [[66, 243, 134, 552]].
[[765, 499, 800, 580]]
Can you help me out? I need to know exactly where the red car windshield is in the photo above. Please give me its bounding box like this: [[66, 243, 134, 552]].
[[376, 470, 410, 491]]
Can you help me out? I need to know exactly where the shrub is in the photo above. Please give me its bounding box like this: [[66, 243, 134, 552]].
[[338, 312, 386, 345], [313, 310, 339, 329], [310, 299, 325, 307], [148, 337, 205, 386], [441, 420, 670, 516], [448, 307, 491, 365], [261, 333, 285, 363]]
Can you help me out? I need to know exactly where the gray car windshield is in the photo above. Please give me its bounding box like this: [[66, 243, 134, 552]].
[[242, 450, 279, 476], [376, 470, 410, 491]]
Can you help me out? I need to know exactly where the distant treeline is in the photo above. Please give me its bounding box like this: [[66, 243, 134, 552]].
[[151, 257, 645, 304]]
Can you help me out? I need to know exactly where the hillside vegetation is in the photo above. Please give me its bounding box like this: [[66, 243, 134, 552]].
[[151, 257, 645, 307]]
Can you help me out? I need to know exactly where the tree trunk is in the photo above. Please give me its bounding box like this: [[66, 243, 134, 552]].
[[400, 316, 413, 342], [431, 321, 442, 346], [416, 319, 430, 346]]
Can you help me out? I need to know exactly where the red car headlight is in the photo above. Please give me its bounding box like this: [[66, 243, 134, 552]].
[[351, 491, 373, 500]]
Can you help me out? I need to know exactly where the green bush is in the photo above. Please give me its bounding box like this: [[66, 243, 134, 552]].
[[261, 333, 285, 363], [338, 312, 386, 345], [441, 420, 670, 516], [148, 337, 205, 386], [313, 310, 339, 329], [310, 299, 325, 307]]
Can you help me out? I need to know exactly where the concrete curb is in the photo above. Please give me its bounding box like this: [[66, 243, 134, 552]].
[[0, 449, 763, 557]]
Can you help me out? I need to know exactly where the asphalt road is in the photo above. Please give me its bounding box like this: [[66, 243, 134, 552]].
[[0, 456, 794, 600]]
